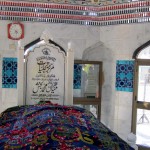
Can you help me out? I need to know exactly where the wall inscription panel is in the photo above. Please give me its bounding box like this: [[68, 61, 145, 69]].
[[25, 43, 65, 105]]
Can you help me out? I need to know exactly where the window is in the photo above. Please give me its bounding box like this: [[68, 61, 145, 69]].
[[132, 41, 150, 150], [73, 60, 103, 120]]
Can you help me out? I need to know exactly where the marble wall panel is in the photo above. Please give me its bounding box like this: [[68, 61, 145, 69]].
[[118, 119, 132, 141], [2, 89, 17, 103], [2, 101, 18, 112], [21, 22, 100, 54], [118, 92, 133, 107], [54, 38, 86, 59], [0, 20, 150, 141], [99, 24, 150, 56], [118, 105, 132, 121], [101, 116, 118, 133], [101, 100, 119, 120], [99, 25, 135, 42]]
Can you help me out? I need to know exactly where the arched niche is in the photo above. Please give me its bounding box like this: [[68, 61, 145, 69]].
[[82, 41, 115, 128], [24, 38, 67, 105]]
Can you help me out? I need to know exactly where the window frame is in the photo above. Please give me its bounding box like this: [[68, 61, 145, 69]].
[[73, 60, 103, 120], [132, 40, 150, 150]]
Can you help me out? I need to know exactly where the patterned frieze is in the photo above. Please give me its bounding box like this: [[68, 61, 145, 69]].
[[0, 1, 149, 11], [1, 0, 148, 6], [0, 0, 150, 26]]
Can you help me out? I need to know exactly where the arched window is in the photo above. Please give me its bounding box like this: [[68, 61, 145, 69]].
[[133, 40, 150, 59], [132, 40, 150, 150]]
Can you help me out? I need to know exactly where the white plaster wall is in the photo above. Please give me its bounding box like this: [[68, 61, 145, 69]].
[[0, 20, 100, 112], [0, 20, 150, 142], [99, 23, 150, 141], [0, 20, 18, 112], [83, 23, 150, 141]]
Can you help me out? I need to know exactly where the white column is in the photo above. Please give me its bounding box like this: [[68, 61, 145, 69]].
[[65, 43, 74, 105], [17, 41, 24, 105]]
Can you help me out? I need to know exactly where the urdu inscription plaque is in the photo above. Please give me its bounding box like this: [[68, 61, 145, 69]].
[[25, 43, 66, 105]]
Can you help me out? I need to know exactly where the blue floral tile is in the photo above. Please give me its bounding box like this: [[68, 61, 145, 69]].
[[116, 60, 134, 92], [73, 64, 82, 89], [2, 58, 17, 88]]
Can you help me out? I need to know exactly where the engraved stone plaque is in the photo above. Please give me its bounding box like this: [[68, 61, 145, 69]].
[[25, 43, 66, 105]]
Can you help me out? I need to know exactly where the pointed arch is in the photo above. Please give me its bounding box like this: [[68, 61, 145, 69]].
[[132, 39, 150, 149], [132, 40, 150, 59], [24, 38, 66, 55]]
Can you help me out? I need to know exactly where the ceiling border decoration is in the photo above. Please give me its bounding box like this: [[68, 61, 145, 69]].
[[0, 0, 150, 26], [1, 0, 148, 6]]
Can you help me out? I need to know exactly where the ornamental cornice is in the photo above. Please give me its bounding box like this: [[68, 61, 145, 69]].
[[0, 0, 150, 26]]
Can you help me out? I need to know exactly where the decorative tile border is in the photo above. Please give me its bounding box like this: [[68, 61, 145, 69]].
[[2, 0, 148, 7], [74, 64, 82, 89], [2, 57, 17, 88], [115, 60, 134, 92], [0, 0, 150, 26], [1, 1, 149, 11]]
